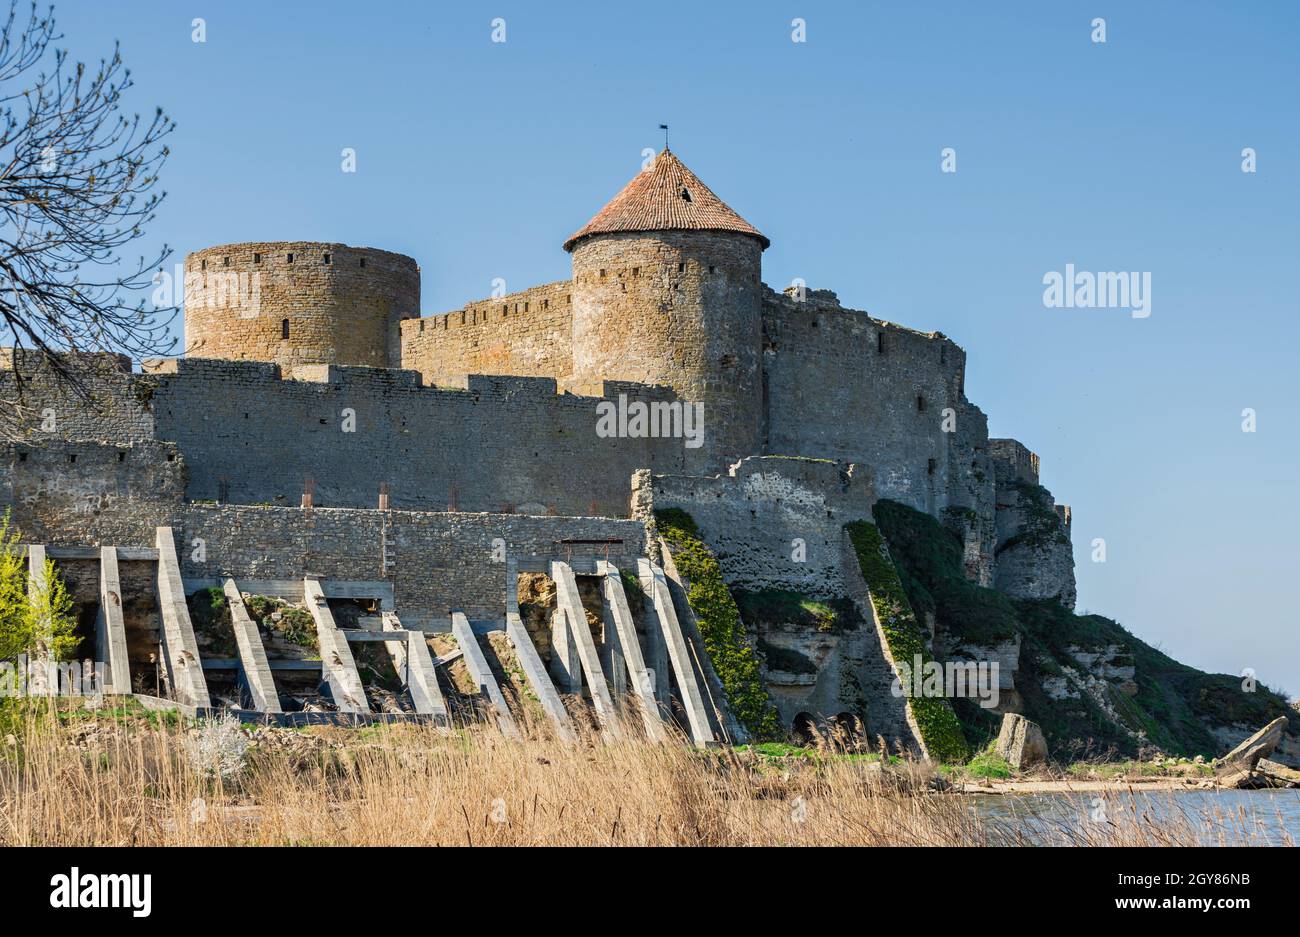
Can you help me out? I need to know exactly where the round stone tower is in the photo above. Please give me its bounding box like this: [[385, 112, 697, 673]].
[[183, 241, 419, 369], [564, 150, 769, 468]]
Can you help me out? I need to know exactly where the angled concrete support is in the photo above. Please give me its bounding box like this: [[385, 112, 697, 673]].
[[223, 579, 281, 713], [637, 560, 671, 709], [451, 611, 520, 739], [154, 528, 211, 708], [95, 547, 131, 694], [303, 576, 367, 713], [381, 610, 449, 722], [659, 543, 749, 744], [638, 559, 715, 747], [599, 561, 667, 742], [550, 561, 622, 740], [503, 559, 576, 742]]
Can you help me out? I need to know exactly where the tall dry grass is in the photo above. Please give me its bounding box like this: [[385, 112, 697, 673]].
[[0, 700, 1289, 846]]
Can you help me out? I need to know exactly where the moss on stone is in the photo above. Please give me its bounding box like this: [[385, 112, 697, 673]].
[[844, 520, 970, 763], [654, 508, 783, 741]]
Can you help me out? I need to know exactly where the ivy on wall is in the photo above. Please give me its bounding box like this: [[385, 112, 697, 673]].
[[654, 508, 783, 741], [844, 520, 970, 763]]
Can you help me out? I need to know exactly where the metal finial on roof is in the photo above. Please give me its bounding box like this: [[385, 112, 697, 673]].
[[659, 124, 669, 150]]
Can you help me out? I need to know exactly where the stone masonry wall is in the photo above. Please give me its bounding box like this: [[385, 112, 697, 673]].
[[570, 230, 764, 471], [144, 359, 689, 517], [761, 287, 999, 584], [174, 505, 646, 620], [399, 281, 574, 388], [639, 455, 875, 598], [184, 242, 420, 369]]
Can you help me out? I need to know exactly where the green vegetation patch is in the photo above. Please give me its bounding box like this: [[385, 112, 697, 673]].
[[654, 508, 783, 741], [187, 586, 238, 658], [245, 594, 318, 655], [873, 499, 1018, 645], [844, 520, 969, 763], [732, 588, 861, 634]]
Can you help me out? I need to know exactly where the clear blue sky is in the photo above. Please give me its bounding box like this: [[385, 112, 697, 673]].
[[56, 1, 1298, 696]]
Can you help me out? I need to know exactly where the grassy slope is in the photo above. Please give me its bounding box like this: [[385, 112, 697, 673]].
[[873, 499, 1294, 760]]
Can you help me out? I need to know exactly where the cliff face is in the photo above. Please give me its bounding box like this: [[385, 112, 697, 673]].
[[875, 499, 1298, 766]]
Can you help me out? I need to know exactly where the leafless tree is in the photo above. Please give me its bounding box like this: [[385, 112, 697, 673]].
[[0, 1, 175, 435]]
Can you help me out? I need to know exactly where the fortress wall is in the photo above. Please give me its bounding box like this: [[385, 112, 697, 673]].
[[761, 289, 1000, 582], [761, 289, 968, 515], [0, 440, 186, 544], [184, 242, 420, 369], [0, 352, 156, 443], [148, 359, 690, 517], [399, 281, 574, 387], [989, 438, 1041, 486], [638, 456, 875, 598], [175, 505, 647, 620]]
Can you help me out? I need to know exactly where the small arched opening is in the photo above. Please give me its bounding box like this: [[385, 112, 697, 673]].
[[791, 712, 818, 746]]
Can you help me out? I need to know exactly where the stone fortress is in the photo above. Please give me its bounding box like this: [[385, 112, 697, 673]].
[[0, 149, 1080, 752]]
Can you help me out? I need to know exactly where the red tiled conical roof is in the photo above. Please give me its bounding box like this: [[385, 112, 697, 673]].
[[563, 149, 769, 252]]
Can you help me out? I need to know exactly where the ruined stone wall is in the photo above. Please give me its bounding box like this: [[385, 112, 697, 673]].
[[639, 456, 875, 598], [637, 457, 911, 740], [143, 359, 688, 517], [0, 352, 156, 444], [990, 440, 1077, 608], [184, 242, 420, 369], [399, 281, 574, 387], [0, 440, 185, 544], [570, 230, 764, 470]]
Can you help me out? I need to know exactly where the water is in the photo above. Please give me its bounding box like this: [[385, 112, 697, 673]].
[[965, 788, 1300, 846]]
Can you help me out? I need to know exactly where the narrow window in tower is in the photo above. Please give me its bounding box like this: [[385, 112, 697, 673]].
[[632, 268, 639, 277], [543, 299, 549, 309], [200, 259, 207, 271], [359, 257, 366, 267], [323, 253, 331, 264], [917, 395, 926, 412], [223, 256, 230, 266], [524, 301, 529, 311], [118, 451, 125, 462], [69, 453, 76, 464], [877, 332, 885, 354], [287, 253, 294, 263], [281, 319, 290, 340], [709, 265, 716, 274], [928, 458, 937, 475], [501, 304, 507, 315], [253, 253, 261, 264], [599, 269, 606, 278], [678, 262, 685, 273], [17, 452, 26, 462]]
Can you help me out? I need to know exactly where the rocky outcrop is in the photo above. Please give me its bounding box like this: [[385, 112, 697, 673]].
[[995, 713, 1048, 770]]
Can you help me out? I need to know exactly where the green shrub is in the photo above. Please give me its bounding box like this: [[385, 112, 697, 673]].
[[0, 510, 78, 663]]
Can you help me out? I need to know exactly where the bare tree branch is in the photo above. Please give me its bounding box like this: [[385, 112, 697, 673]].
[[0, 0, 175, 438]]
